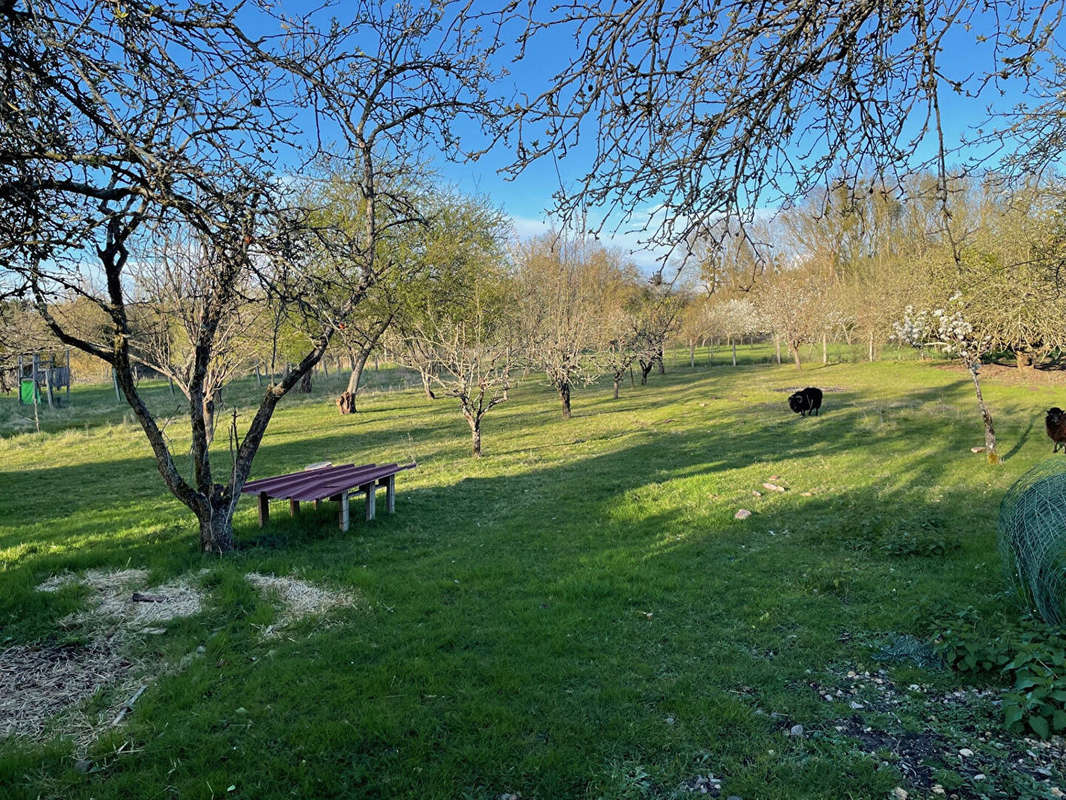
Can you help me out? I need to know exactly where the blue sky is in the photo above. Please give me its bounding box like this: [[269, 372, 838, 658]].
[[276, 2, 1061, 271], [421, 2, 1061, 271]]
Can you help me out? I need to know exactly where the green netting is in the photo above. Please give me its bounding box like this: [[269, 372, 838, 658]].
[[872, 634, 943, 669], [998, 458, 1066, 624]]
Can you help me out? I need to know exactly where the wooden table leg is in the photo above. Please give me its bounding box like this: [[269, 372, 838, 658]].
[[339, 490, 349, 532], [314, 498, 321, 511], [257, 492, 269, 527], [289, 499, 300, 517], [364, 482, 376, 521], [385, 474, 395, 513]]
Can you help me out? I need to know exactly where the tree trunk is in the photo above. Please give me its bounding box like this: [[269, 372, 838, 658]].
[[731, 336, 737, 367], [203, 394, 217, 446], [774, 335, 782, 365], [657, 346, 665, 374], [338, 348, 370, 412], [868, 331, 875, 362], [346, 348, 370, 394], [299, 370, 312, 393], [471, 422, 482, 457], [197, 491, 237, 553], [336, 391, 355, 414], [559, 382, 572, 419], [968, 362, 999, 464], [791, 341, 802, 369], [689, 340, 695, 368], [640, 359, 654, 385], [1016, 350, 1036, 371], [613, 375, 620, 399], [421, 371, 436, 399], [822, 332, 828, 365]]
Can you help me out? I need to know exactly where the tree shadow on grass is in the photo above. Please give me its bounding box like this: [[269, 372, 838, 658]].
[[1001, 419, 1034, 461]]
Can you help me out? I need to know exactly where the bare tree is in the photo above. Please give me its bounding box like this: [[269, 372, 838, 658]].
[[756, 271, 820, 369], [508, 1, 1063, 264], [129, 224, 266, 444], [516, 232, 617, 418], [0, 1, 512, 552], [398, 289, 520, 458], [392, 193, 514, 455], [592, 258, 646, 397]]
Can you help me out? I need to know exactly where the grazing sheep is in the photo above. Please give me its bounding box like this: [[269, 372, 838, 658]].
[[1046, 407, 1066, 452], [788, 387, 823, 417]]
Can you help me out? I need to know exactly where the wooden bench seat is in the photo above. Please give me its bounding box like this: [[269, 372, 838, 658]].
[[241, 462, 416, 532]]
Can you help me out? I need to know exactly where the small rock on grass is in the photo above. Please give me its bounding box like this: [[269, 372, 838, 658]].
[[735, 509, 752, 520], [762, 482, 786, 493], [752, 490, 762, 497], [971, 446, 986, 453], [891, 789, 908, 800], [74, 759, 93, 774], [789, 724, 804, 737]]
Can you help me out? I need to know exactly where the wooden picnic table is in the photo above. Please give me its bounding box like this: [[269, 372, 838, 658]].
[[241, 462, 416, 532]]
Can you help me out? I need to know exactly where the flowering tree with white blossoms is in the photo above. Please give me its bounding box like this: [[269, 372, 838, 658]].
[[894, 300, 999, 464]]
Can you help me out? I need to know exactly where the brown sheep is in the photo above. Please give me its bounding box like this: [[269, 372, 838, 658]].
[[1046, 407, 1066, 453]]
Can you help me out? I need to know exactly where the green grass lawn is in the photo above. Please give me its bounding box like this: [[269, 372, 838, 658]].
[[1, 351, 1063, 799]]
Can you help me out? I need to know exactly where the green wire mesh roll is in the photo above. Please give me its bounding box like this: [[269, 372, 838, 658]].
[[999, 458, 1066, 624]]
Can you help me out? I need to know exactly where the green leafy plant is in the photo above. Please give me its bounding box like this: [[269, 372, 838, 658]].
[[1002, 634, 1066, 739], [934, 627, 1013, 674], [936, 617, 1066, 738], [881, 514, 959, 558]]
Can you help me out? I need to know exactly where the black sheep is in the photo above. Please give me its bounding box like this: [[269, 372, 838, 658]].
[[788, 387, 823, 417], [1046, 407, 1066, 452]]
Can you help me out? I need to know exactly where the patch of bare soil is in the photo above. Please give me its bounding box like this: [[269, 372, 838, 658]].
[[771, 385, 850, 393], [790, 667, 1066, 799], [937, 362, 1066, 387], [245, 572, 358, 637]]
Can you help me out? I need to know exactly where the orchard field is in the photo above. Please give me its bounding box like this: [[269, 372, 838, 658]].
[[1, 350, 1064, 800]]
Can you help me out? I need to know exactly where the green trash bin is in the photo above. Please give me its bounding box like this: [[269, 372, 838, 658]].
[[20, 378, 39, 404]]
